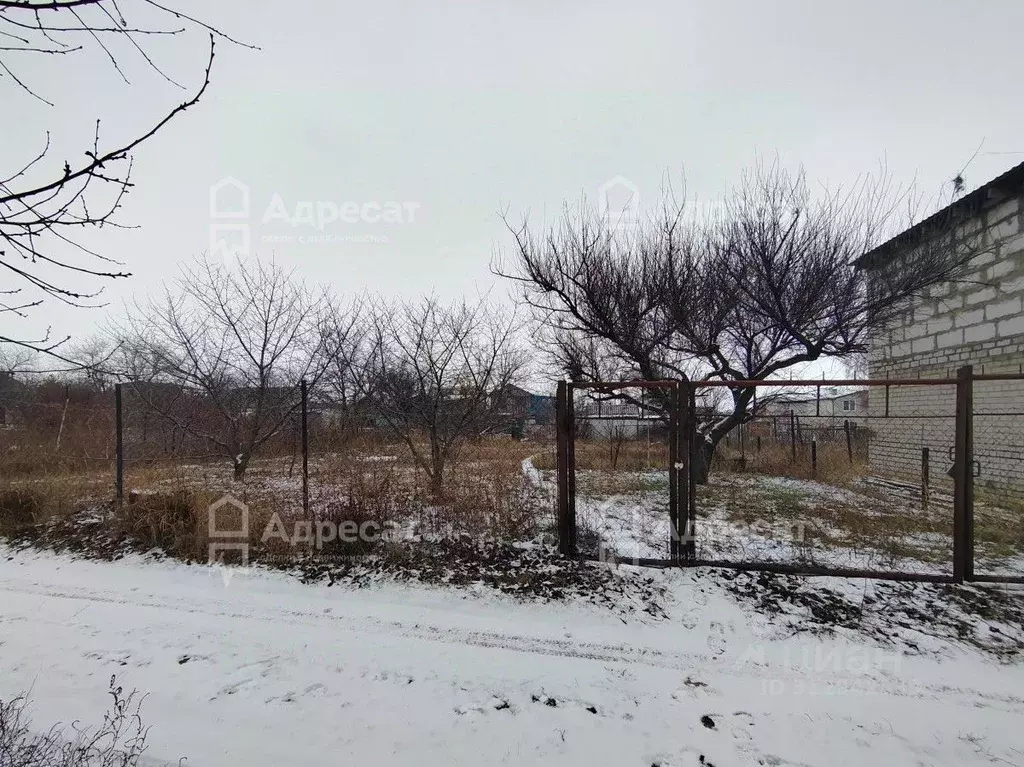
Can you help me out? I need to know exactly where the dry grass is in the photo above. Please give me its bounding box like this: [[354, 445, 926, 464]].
[[531, 439, 668, 473], [691, 473, 954, 570], [5, 423, 1022, 575], [558, 435, 1023, 571], [0, 431, 556, 563], [715, 440, 869, 486]]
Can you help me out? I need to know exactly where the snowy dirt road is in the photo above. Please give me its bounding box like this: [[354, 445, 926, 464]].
[[2, 549, 1024, 766]]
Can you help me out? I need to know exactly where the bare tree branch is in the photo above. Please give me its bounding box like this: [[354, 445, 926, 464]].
[[498, 160, 990, 481], [1, 0, 250, 360]]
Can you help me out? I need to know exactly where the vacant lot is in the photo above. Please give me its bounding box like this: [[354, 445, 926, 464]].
[[559, 439, 1024, 578]]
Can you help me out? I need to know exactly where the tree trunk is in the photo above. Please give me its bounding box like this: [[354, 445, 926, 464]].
[[429, 468, 444, 497], [692, 435, 715, 485], [233, 452, 250, 481], [429, 434, 444, 497], [689, 389, 756, 484]]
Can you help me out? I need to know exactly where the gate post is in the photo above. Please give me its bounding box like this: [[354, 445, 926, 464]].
[[668, 383, 680, 564], [555, 381, 569, 554], [953, 364, 974, 582], [566, 384, 577, 552], [555, 381, 577, 556], [680, 379, 696, 564]]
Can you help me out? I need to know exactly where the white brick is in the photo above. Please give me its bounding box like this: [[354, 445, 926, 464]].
[[988, 217, 1021, 244], [964, 322, 997, 343], [939, 294, 964, 311], [986, 297, 1022, 320], [1003, 235, 1024, 254], [904, 322, 928, 340], [954, 308, 985, 327], [926, 317, 953, 334], [989, 198, 1020, 221], [966, 287, 997, 305], [911, 337, 935, 354], [1001, 275, 1024, 296], [891, 341, 913, 357], [990, 259, 1016, 279], [936, 329, 963, 349], [997, 315, 1024, 337]]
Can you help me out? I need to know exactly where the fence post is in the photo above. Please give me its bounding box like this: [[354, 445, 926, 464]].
[[953, 365, 974, 582], [789, 410, 796, 462], [844, 419, 853, 464], [301, 378, 309, 520], [566, 384, 577, 552], [115, 383, 123, 504], [921, 447, 929, 510], [555, 381, 571, 555], [668, 383, 680, 564], [684, 383, 697, 564], [811, 439, 817, 478]]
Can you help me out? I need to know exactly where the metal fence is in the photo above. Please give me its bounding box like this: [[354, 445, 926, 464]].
[[0, 388, 117, 490], [555, 366, 1024, 583]]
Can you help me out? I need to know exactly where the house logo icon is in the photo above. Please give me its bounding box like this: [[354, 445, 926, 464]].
[[209, 177, 251, 266], [209, 176, 250, 219], [593, 496, 645, 568], [207, 493, 250, 586], [598, 176, 640, 231]]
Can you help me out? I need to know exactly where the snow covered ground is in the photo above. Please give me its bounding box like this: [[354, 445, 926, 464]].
[[3, 548, 1024, 766], [572, 467, 1024, 577]]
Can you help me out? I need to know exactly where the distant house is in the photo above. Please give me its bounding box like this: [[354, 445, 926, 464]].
[[761, 387, 868, 425], [754, 387, 868, 447], [491, 384, 556, 437], [857, 162, 1024, 488], [577, 399, 662, 440]]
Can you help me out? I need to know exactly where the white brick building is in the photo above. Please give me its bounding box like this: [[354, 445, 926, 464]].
[[858, 162, 1024, 492]]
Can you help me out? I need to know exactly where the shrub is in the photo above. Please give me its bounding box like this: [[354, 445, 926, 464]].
[[0, 489, 42, 536], [0, 676, 156, 767], [112, 490, 210, 561]]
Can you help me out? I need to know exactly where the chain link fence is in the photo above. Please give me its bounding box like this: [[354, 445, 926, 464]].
[[0, 385, 117, 517], [3, 367, 1021, 583], [556, 370, 1024, 583], [692, 381, 958, 578], [971, 376, 1024, 580]]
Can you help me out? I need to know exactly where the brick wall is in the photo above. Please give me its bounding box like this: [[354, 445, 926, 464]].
[[868, 195, 1024, 492]]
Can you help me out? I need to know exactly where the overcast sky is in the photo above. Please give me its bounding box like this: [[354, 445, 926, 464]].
[[4, 0, 1024, 359]]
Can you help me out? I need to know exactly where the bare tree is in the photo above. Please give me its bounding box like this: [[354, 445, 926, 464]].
[[0, 1, 250, 359], [115, 257, 331, 480], [65, 334, 118, 390], [0, 345, 35, 376], [320, 296, 369, 410], [500, 162, 989, 481], [358, 297, 527, 496]]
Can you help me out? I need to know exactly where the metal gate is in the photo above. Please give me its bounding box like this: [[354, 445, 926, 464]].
[[555, 368, 1024, 584]]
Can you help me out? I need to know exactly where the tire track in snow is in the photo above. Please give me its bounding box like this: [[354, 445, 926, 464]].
[[3, 579, 1024, 712]]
